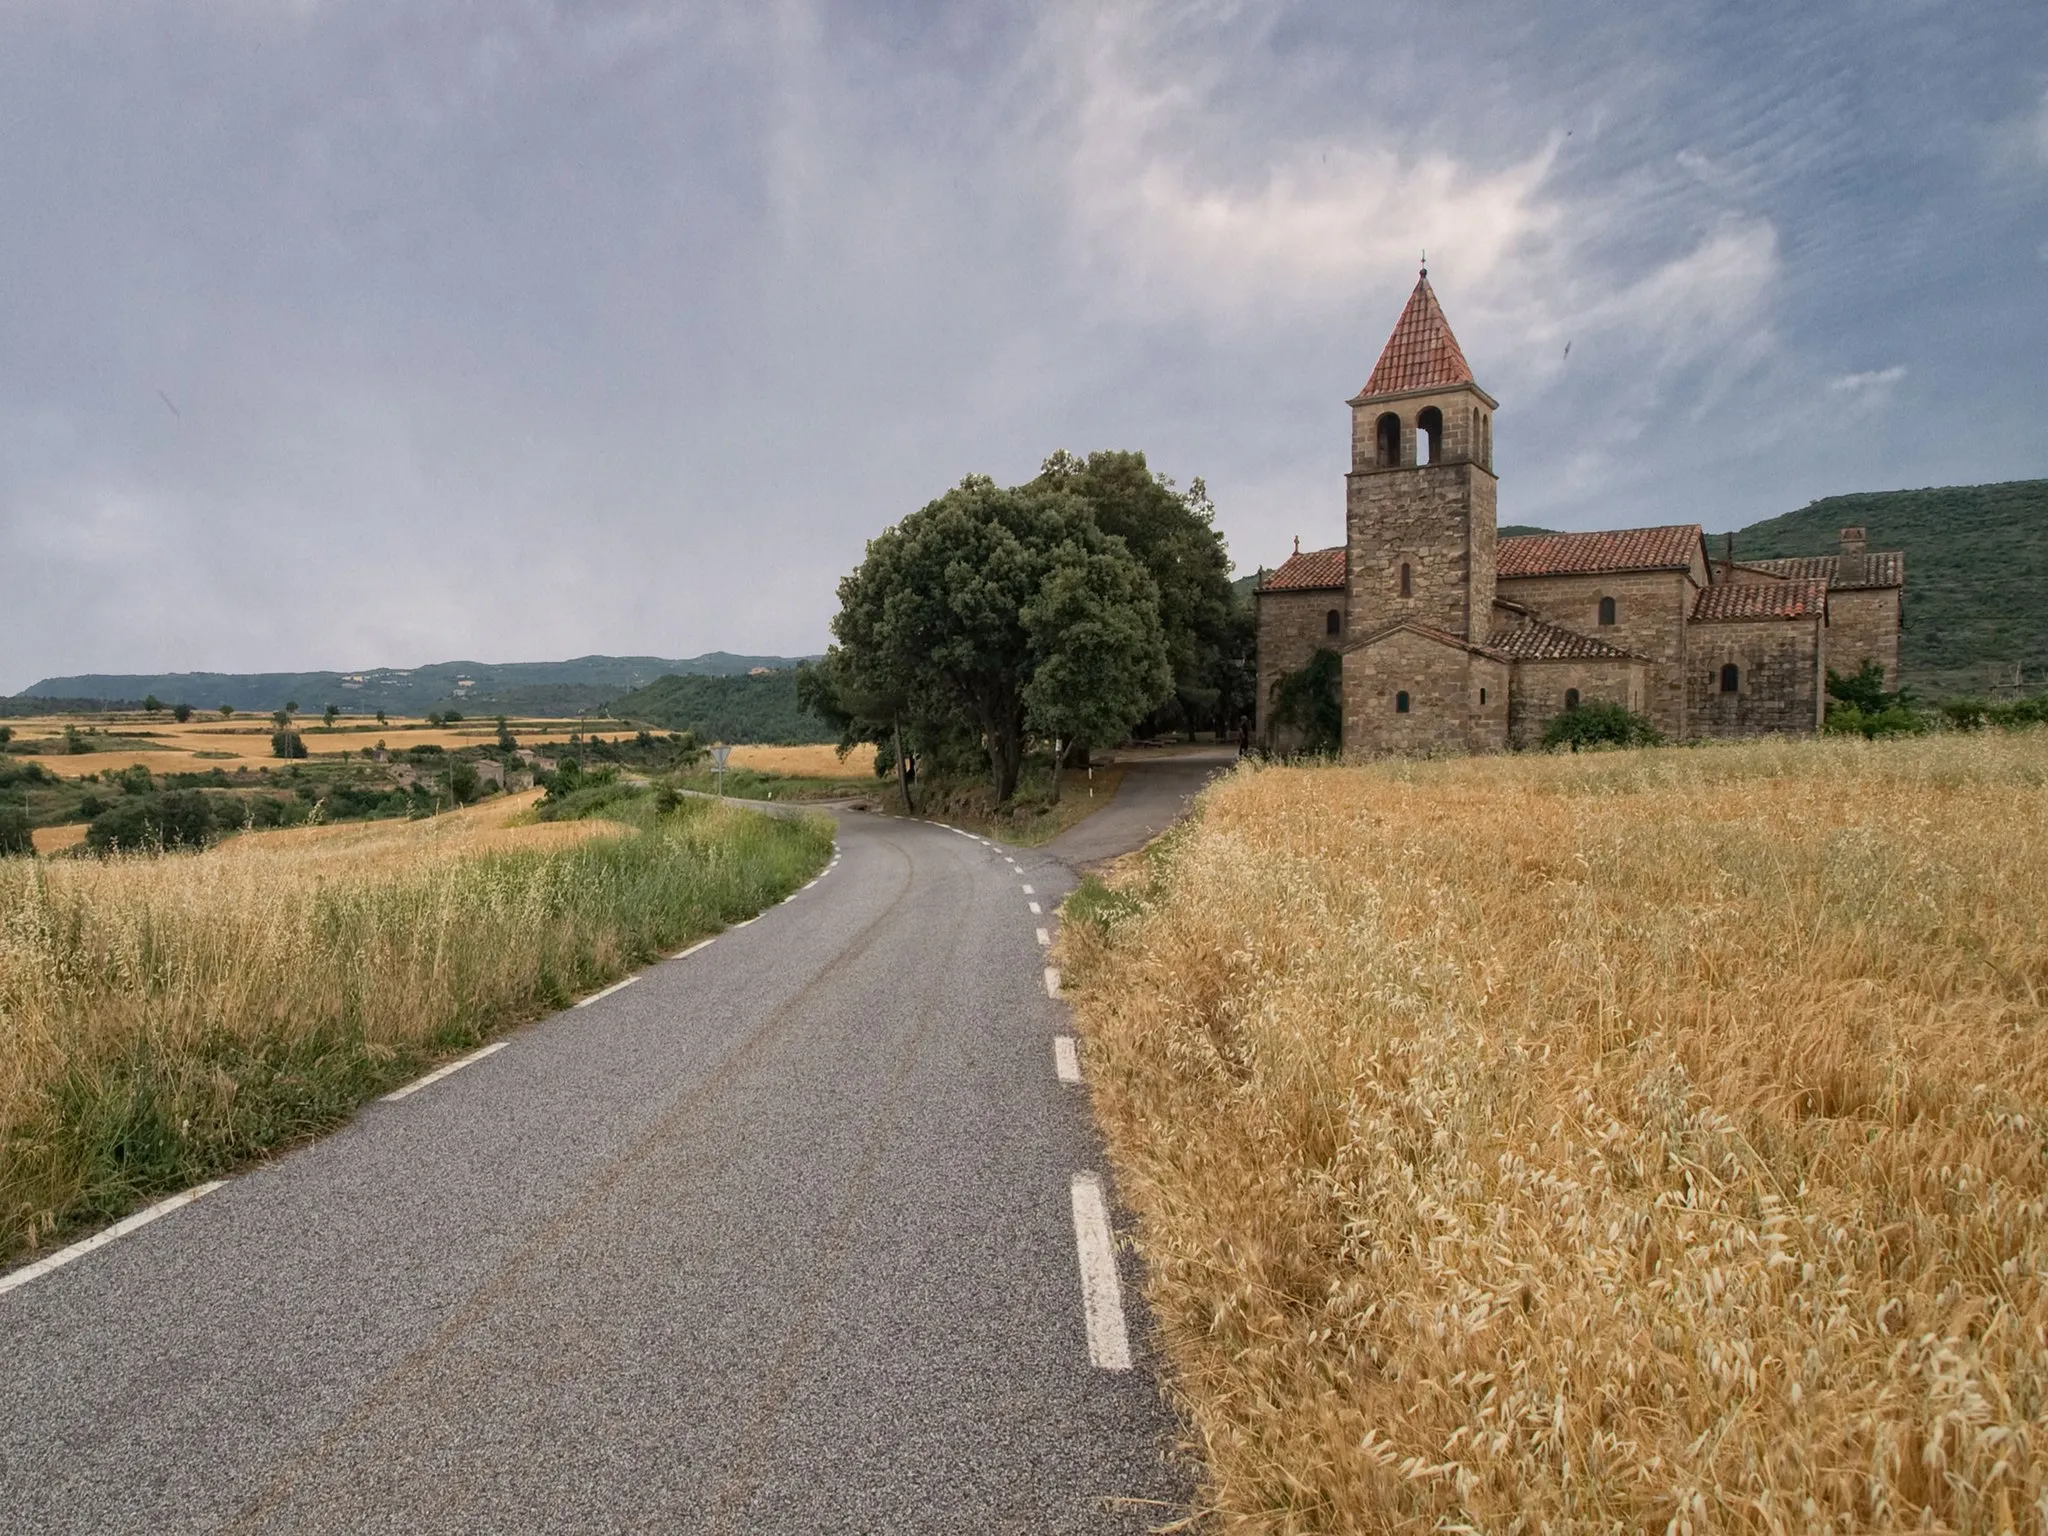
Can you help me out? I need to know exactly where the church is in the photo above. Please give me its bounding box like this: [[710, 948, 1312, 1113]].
[[1256, 269, 1905, 754]]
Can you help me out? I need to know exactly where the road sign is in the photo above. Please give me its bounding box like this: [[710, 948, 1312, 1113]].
[[710, 743, 730, 798]]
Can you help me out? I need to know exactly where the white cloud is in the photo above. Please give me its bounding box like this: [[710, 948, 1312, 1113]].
[[1059, 10, 1564, 327], [1829, 365, 1906, 392]]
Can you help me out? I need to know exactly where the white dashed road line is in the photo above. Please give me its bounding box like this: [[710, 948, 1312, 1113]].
[[671, 938, 716, 960], [0, 1181, 228, 1299], [1028, 902, 1041, 916], [574, 975, 639, 1009], [1043, 966, 1062, 999], [1054, 1036, 1081, 1083], [1021, 884, 1034, 895], [383, 1040, 508, 1100], [1069, 1173, 1132, 1370], [1036, 927, 1050, 947]]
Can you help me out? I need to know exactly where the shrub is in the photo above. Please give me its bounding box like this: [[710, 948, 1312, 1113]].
[[270, 730, 307, 760], [446, 760, 481, 805], [0, 805, 31, 857], [64, 725, 90, 755], [0, 725, 12, 748], [85, 792, 216, 854], [1823, 661, 1926, 737], [172, 702, 193, 723], [116, 765, 153, 796], [1541, 699, 1663, 750], [1267, 648, 1343, 755]]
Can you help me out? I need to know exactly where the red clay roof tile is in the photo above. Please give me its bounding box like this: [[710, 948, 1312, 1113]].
[[1361, 274, 1475, 396], [1497, 526, 1704, 579], [1259, 545, 1346, 592], [1690, 579, 1830, 622], [1740, 552, 1903, 590], [1485, 617, 1645, 661]]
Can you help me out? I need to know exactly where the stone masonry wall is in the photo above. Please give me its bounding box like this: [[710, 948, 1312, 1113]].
[[1346, 462, 1497, 642], [1686, 616, 1826, 737], [1343, 630, 1498, 755], [1825, 587, 1901, 689], [1256, 586, 1347, 749], [1496, 570, 1695, 738], [1506, 657, 1650, 748]]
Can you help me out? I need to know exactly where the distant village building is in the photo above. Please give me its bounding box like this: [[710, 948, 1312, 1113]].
[[1256, 269, 1904, 753]]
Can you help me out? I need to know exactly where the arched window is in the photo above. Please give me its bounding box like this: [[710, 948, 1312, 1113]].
[[1324, 609, 1341, 636], [1416, 407, 1443, 466], [1375, 412, 1401, 468], [1564, 688, 1580, 710], [1398, 562, 1412, 598], [1598, 596, 1617, 626], [1395, 691, 1410, 714], [1479, 686, 1488, 705], [1720, 663, 1740, 694], [1470, 407, 1481, 461]]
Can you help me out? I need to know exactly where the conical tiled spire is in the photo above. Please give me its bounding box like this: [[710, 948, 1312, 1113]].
[[1361, 269, 1474, 396]]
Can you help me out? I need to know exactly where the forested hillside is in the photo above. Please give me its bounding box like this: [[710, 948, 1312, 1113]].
[[15, 652, 812, 716], [607, 671, 828, 744], [1501, 481, 2047, 696]]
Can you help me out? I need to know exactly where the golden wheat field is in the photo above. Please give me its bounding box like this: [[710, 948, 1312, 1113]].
[[724, 743, 859, 777], [1062, 732, 2048, 1534]]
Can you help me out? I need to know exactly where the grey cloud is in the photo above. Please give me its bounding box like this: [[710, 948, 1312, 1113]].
[[3, 0, 2043, 692]]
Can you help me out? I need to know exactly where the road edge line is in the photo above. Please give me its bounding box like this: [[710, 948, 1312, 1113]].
[[0, 1181, 228, 1298]]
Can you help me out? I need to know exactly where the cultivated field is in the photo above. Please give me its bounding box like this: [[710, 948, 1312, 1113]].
[[725, 743, 859, 777], [0, 790, 832, 1264], [1062, 733, 2048, 1533], [4, 713, 593, 779]]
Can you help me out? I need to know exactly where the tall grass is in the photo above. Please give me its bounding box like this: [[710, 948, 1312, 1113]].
[[1061, 733, 2048, 1533], [0, 793, 831, 1264]]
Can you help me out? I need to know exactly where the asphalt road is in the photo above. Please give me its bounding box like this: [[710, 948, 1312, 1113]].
[[0, 759, 1228, 1534]]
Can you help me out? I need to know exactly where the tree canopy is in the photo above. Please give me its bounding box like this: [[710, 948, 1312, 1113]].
[[1031, 449, 1249, 736], [810, 472, 1172, 803]]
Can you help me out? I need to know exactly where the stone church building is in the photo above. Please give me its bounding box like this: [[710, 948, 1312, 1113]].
[[1257, 270, 1905, 754]]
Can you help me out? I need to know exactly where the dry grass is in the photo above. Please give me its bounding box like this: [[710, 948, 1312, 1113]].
[[724, 743, 860, 778], [0, 793, 831, 1263], [4, 714, 590, 777], [1061, 732, 2048, 1534]]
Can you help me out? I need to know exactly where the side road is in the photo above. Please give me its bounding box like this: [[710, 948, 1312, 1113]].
[[0, 767, 1222, 1533]]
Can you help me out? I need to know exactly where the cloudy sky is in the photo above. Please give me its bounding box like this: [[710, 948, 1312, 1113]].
[[4, 0, 2043, 691]]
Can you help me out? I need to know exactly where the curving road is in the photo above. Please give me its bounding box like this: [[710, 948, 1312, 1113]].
[[0, 757, 1227, 1533]]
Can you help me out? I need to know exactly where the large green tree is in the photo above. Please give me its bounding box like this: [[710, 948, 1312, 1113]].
[[1032, 449, 1245, 736], [820, 474, 1165, 803], [1022, 537, 1170, 801]]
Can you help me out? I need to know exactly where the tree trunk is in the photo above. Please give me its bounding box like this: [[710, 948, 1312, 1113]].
[[1049, 736, 1076, 805], [894, 718, 914, 813]]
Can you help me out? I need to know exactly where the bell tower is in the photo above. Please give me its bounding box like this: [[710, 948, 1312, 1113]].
[[1344, 267, 1500, 643]]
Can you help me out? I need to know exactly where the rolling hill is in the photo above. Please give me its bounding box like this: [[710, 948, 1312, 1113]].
[[1505, 480, 2047, 697], [605, 671, 828, 744], [12, 652, 815, 717]]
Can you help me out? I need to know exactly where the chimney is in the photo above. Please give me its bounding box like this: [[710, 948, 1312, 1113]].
[[1838, 526, 1867, 555]]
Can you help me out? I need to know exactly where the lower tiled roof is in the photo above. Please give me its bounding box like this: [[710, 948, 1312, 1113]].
[[1740, 552, 1903, 590], [1486, 616, 1646, 661], [1691, 579, 1830, 622], [1259, 545, 1346, 592], [1498, 525, 1703, 578]]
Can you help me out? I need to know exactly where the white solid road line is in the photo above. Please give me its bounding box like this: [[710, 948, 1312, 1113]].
[[0, 1181, 228, 1299], [671, 938, 716, 960], [574, 975, 640, 1009], [1029, 902, 1042, 915], [383, 1041, 508, 1100], [1054, 1036, 1081, 1083], [1044, 966, 1062, 998], [1036, 927, 1050, 947], [1069, 1173, 1132, 1370]]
